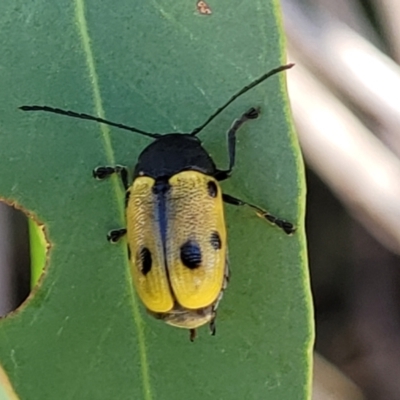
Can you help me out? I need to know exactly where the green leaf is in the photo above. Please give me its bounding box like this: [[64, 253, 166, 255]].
[[28, 218, 48, 288], [0, 1, 312, 399], [0, 364, 19, 400]]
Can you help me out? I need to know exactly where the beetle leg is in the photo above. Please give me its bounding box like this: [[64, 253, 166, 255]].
[[107, 228, 127, 243], [209, 317, 216, 336], [189, 329, 196, 342], [95, 167, 129, 242], [93, 165, 129, 190], [222, 193, 295, 235], [215, 107, 260, 181]]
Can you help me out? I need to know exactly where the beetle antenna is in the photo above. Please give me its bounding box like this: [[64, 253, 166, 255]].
[[19, 105, 161, 139], [20, 63, 293, 138], [189, 63, 294, 136]]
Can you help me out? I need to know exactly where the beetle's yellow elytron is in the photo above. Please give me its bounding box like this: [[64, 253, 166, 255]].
[[20, 64, 295, 341]]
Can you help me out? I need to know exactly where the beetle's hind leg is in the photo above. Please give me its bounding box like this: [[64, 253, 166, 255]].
[[189, 329, 197, 342], [93, 165, 129, 190], [222, 193, 295, 235], [209, 316, 216, 336]]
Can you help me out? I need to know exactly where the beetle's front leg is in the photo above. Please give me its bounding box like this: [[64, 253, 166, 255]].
[[93, 165, 129, 190], [94, 165, 129, 242], [214, 107, 259, 181]]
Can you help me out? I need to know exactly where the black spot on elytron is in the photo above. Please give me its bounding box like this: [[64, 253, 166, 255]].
[[137, 247, 152, 275], [210, 231, 222, 250], [207, 181, 218, 198], [180, 240, 202, 269], [127, 244, 132, 259]]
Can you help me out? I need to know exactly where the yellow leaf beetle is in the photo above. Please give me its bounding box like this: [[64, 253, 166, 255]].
[[20, 64, 295, 341]]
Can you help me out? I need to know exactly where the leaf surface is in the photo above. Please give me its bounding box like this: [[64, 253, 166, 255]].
[[0, 1, 312, 399]]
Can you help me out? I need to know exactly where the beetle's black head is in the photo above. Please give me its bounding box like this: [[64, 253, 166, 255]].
[[134, 134, 217, 179]]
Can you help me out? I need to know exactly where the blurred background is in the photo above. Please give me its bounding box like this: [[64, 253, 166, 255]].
[[283, 0, 400, 399], [1, 0, 400, 399]]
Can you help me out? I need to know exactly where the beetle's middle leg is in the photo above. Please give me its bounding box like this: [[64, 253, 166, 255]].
[[93, 165, 129, 241], [222, 193, 295, 235], [107, 228, 127, 243]]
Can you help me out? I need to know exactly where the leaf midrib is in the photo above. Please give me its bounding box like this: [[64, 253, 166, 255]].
[[73, 1, 152, 399]]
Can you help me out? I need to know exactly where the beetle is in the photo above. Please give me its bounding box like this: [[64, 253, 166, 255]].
[[20, 63, 295, 341]]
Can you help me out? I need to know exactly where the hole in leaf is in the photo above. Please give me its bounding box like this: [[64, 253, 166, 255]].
[[0, 201, 48, 317]]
